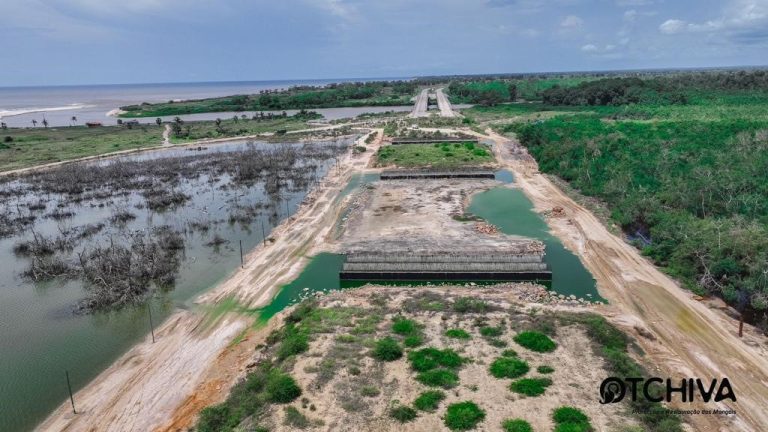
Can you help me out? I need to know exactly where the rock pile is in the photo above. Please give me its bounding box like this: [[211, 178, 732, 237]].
[[474, 222, 500, 235]]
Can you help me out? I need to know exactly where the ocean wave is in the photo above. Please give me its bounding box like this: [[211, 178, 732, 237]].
[[0, 103, 92, 118]]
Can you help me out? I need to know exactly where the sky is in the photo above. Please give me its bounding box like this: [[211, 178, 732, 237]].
[[1, 0, 767, 86]]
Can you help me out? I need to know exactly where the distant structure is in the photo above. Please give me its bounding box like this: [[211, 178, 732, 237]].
[[85, 122, 103, 128]]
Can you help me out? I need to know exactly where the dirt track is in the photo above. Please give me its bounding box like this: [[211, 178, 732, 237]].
[[480, 128, 768, 432]]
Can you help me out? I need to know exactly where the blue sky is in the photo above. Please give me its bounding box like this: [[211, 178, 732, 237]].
[[1, 0, 767, 86]]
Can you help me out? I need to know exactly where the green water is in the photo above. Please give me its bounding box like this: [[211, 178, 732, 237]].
[[257, 253, 345, 321], [468, 187, 602, 301]]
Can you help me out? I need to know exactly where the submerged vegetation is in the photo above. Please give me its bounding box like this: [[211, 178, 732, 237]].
[[1, 140, 349, 312]]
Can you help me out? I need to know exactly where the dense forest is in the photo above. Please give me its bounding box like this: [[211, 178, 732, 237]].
[[447, 81, 517, 106], [509, 71, 768, 330], [120, 80, 417, 117]]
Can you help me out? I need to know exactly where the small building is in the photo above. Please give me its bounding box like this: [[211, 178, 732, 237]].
[[85, 122, 102, 128]]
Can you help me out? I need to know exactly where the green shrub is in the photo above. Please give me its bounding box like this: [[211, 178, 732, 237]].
[[509, 377, 553, 396], [277, 327, 309, 360], [444, 401, 486, 431], [196, 404, 234, 432], [453, 297, 489, 313], [445, 328, 471, 339], [553, 406, 589, 424], [373, 337, 403, 361], [502, 418, 533, 432], [514, 331, 557, 352], [501, 349, 518, 357], [413, 390, 446, 412], [553, 406, 593, 432], [537, 365, 555, 374], [489, 357, 529, 379], [480, 326, 504, 337], [404, 334, 424, 347], [284, 406, 310, 428], [390, 405, 418, 423], [416, 369, 460, 388], [266, 372, 302, 403], [392, 317, 420, 335], [408, 347, 464, 371]]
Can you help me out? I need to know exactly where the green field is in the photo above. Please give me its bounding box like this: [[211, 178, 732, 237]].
[[120, 81, 416, 118], [166, 115, 317, 144], [486, 72, 768, 327], [375, 142, 495, 168], [0, 125, 163, 172]]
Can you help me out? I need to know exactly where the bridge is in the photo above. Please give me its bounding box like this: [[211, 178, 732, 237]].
[[409, 88, 456, 117]]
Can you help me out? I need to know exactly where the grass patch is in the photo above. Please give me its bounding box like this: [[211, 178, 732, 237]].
[[265, 372, 302, 403], [444, 401, 486, 431], [537, 365, 555, 374], [501, 349, 518, 357], [502, 419, 533, 432], [408, 347, 464, 371], [509, 377, 553, 396], [489, 357, 530, 379], [403, 334, 424, 347], [390, 405, 418, 423], [416, 369, 460, 388], [453, 297, 490, 313], [283, 406, 310, 429], [413, 390, 446, 412], [445, 328, 472, 339], [479, 326, 504, 337], [514, 331, 557, 352], [372, 337, 403, 361], [552, 406, 593, 432], [360, 385, 380, 397], [392, 317, 421, 335], [376, 142, 494, 169]]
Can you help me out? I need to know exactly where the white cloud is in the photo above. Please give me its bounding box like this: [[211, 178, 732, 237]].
[[659, 0, 768, 43], [560, 15, 584, 29], [581, 44, 598, 52]]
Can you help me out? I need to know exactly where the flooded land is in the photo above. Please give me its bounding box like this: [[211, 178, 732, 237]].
[[0, 138, 351, 432]]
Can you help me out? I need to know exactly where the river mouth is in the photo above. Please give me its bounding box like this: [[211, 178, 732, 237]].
[[0, 138, 351, 432]]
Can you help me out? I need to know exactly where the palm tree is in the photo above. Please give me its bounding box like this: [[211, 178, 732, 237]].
[[31, 119, 37, 127], [42, 118, 48, 128], [0, 122, 6, 130], [156, 118, 162, 127]]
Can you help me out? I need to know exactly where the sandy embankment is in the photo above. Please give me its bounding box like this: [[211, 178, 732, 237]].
[[37, 130, 384, 432]]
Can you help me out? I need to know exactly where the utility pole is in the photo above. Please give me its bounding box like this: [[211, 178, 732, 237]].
[[65, 371, 76, 414], [261, 220, 267, 246], [147, 303, 155, 343]]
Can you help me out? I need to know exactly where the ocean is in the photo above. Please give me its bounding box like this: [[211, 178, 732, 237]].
[[0, 78, 411, 127]]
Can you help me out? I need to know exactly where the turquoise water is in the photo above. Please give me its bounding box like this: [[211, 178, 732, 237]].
[[468, 187, 602, 300]]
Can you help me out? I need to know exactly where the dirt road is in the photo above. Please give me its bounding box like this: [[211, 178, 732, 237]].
[[37, 130, 385, 432], [481, 129, 768, 432]]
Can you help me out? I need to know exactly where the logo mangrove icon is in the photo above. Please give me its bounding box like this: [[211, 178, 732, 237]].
[[598, 377, 736, 404]]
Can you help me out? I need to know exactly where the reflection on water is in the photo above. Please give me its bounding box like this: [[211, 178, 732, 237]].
[[0, 138, 350, 432]]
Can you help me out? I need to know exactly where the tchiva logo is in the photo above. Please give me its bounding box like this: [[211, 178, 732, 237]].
[[599, 377, 736, 404]]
